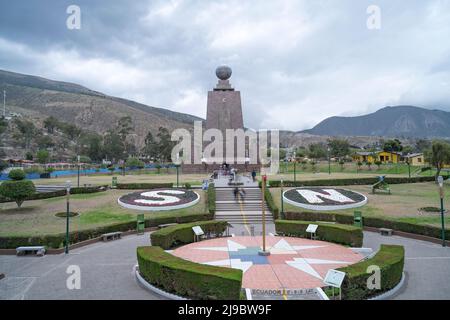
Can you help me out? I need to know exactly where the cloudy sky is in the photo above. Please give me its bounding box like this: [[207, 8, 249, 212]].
[[1, 0, 450, 131]]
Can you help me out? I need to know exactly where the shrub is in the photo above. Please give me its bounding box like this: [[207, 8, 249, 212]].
[[0, 212, 214, 249], [8, 169, 26, 180], [116, 182, 173, 189], [125, 157, 145, 169], [207, 183, 216, 214], [284, 211, 450, 241], [338, 245, 404, 300], [264, 186, 279, 219], [275, 220, 363, 247], [137, 246, 242, 300], [184, 182, 191, 189], [267, 176, 443, 188], [151, 220, 228, 249], [0, 180, 36, 207]]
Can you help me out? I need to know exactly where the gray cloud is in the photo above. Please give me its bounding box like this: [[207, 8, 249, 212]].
[[1, 0, 449, 130]]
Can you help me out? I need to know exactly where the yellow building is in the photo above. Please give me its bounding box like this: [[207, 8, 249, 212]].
[[403, 153, 425, 166], [352, 151, 401, 164]]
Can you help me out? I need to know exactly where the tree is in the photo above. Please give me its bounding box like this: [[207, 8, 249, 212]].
[[43, 116, 60, 134], [308, 143, 327, 159], [383, 139, 403, 153], [25, 151, 33, 161], [36, 149, 50, 164], [125, 157, 145, 169], [415, 139, 431, 153], [328, 139, 350, 160], [117, 116, 133, 140], [0, 118, 7, 135], [142, 131, 158, 160], [156, 127, 175, 162], [103, 130, 125, 162], [36, 135, 55, 149], [13, 119, 36, 149], [80, 133, 104, 161], [0, 160, 8, 172], [425, 140, 450, 178], [0, 169, 36, 207]]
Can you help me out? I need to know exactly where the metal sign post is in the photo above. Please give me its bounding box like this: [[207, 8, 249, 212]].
[[259, 175, 270, 256]]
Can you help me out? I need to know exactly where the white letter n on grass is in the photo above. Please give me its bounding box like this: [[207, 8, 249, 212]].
[[296, 189, 355, 204]]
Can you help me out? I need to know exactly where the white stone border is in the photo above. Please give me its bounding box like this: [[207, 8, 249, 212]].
[[283, 188, 368, 211], [118, 190, 200, 211], [134, 265, 188, 300]]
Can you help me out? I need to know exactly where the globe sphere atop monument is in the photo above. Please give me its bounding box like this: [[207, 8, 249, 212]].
[[215, 65, 232, 80]]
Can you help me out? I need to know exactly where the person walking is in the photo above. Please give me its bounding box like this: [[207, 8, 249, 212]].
[[233, 187, 239, 201]]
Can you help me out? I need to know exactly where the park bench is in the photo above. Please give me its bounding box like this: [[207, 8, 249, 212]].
[[16, 246, 46, 256], [100, 232, 122, 241], [158, 223, 178, 229], [379, 228, 393, 236]]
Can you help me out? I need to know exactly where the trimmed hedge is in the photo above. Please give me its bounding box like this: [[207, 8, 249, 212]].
[[275, 219, 363, 247], [266, 175, 444, 188], [284, 211, 450, 241], [151, 220, 228, 249], [264, 187, 279, 219], [0, 212, 214, 249], [116, 183, 173, 189], [0, 185, 108, 203], [338, 245, 404, 300], [137, 246, 242, 300], [207, 183, 216, 214]]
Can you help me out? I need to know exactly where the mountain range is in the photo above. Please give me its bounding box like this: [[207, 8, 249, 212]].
[[304, 106, 450, 138], [1, 69, 449, 147]]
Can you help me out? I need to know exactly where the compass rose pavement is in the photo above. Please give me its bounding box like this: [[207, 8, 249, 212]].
[[170, 236, 363, 290]]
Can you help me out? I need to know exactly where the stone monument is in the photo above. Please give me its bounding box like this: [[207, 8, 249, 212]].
[[181, 66, 260, 174]]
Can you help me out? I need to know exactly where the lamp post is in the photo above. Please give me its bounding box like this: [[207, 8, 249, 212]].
[[280, 179, 284, 219], [293, 161, 297, 183], [77, 155, 80, 188], [438, 176, 446, 247], [407, 159, 411, 179], [65, 180, 71, 254], [259, 175, 270, 256], [327, 147, 331, 175], [175, 164, 180, 188]]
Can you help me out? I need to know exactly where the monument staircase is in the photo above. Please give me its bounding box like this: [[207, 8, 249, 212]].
[[214, 187, 273, 224]]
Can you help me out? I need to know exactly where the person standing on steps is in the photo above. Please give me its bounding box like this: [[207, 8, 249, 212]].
[[251, 169, 256, 182]]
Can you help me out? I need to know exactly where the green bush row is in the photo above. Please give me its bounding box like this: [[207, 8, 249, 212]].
[[263, 187, 279, 219], [265, 175, 443, 188], [116, 183, 173, 189], [338, 245, 405, 300], [207, 183, 216, 214], [137, 246, 242, 300], [284, 211, 450, 241], [0, 185, 108, 203], [0, 212, 213, 249], [275, 220, 363, 247], [150, 220, 228, 249]]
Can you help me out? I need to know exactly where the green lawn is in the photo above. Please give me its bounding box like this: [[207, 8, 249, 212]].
[[271, 181, 450, 229], [0, 189, 207, 237]]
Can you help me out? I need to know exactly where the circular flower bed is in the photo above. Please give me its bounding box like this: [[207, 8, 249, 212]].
[[55, 211, 79, 218], [283, 187, 367, 211], [118, 189, 200, 211]]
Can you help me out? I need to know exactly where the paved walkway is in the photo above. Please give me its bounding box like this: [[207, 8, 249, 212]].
[[0, 233, 160, 300], [0, 229, 449, 299]]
